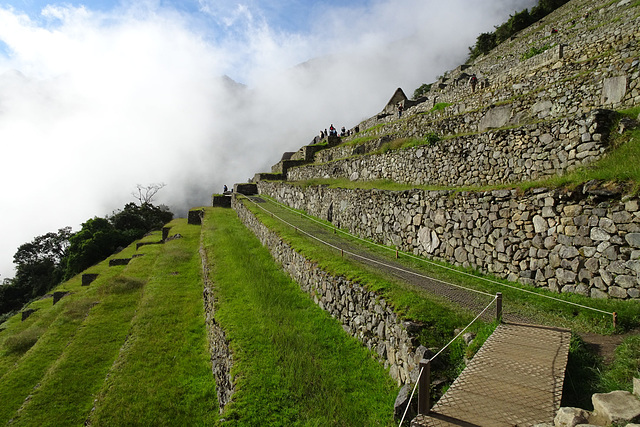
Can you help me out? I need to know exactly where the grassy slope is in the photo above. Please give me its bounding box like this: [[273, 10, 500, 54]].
[[0, 242, 145, 425], [0, 221, 217, 426], [89, 219, 217, 426], [202, 207, 398, 426]]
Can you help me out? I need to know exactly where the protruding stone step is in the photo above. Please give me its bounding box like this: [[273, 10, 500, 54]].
[[82, 273, 99, 286], [188, 208, 204, 225], [21, 309, 36, 321], [53, 291, 68, 305]]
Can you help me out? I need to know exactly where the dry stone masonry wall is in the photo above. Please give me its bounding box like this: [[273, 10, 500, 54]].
[[258, 181, 640, 300], [200, 245, 235, 412], [288, 109, 616, 187], [232, 196, 419, 386], [329, 0, 639, 173]]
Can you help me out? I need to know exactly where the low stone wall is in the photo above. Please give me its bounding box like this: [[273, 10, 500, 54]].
[[258, 181, 640, 300], [288, 110, 615, 188], [200, 245, 234, 412], [232, 196, 418, 386]]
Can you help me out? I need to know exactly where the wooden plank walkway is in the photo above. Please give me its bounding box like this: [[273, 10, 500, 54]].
[[411, 322, 572, 427]]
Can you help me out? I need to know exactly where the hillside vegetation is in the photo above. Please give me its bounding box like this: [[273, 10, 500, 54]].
[[0, 221, 216, 426], [2, 0, 640, 424]]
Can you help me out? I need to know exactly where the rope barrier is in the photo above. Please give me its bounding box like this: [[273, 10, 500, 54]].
[[259, 195, 615, 318], [246, 196, 494, 298]]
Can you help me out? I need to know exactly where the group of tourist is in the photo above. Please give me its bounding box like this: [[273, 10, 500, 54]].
[[318, 124, 359, 141]]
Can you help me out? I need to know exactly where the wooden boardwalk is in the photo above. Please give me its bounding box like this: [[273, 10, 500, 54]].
[[411, 322, 572, 427]]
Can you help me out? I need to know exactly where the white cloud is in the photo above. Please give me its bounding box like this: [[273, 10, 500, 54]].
[[0, 0, 535, 279]]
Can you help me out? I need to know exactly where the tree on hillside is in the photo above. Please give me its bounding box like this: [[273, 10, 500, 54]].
[[109, 202, 173, 241], [0, 227, 72, 316], [413, 83, 433, 100], [132, 183, 166, 205], [63, 217, 126, 279], [467, 0, 570, 62]]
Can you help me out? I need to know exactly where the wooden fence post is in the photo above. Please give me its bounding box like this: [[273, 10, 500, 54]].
[[496, 292, 503, 323], [418, 359, 431, 415]]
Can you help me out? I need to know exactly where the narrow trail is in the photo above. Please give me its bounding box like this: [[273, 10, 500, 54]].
[[247, 196, 532, 324]]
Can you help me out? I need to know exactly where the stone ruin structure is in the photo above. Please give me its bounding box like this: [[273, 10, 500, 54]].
[[248, 0, 640, 301]]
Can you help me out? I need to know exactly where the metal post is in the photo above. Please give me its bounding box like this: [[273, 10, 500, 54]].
[[418, 359, 431, 415], [496, 292, 503, 323]]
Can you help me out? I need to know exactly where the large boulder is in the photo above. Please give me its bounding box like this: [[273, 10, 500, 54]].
[[591, 390, 640, 425]]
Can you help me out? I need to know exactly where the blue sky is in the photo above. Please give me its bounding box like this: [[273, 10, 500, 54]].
[[0, 0, 536, 279]]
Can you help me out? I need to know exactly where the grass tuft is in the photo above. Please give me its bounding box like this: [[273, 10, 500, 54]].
[[99, 276, 146, 295], [3, 327, 45, 354]]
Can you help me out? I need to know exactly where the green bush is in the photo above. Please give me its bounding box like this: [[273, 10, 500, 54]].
[[430, 102, 451, 112], [424, 132, 441, 145], [520, 43, 554, 61]]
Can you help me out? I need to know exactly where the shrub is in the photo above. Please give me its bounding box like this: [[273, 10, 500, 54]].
[[431, 102, 451, 112], [520, 43, 555, 61], [424, 133, 441, 145]]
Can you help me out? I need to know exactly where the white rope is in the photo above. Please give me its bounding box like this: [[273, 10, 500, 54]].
[[246, 196, 494, 298], [260, 195, 614, 317]]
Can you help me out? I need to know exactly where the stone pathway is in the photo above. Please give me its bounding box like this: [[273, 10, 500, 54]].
[[411, 322, 572, 427]]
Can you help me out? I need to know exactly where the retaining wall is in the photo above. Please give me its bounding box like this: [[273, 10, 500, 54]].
[[289, 110, 615, 187], [258, 181, 640, 300], [232, 196, 421, 386]]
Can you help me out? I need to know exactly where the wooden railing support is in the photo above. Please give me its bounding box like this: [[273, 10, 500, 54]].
[[418, 358, 431, 415], [496, 292, 503, 323]]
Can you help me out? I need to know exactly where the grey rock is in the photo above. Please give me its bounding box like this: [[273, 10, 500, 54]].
[[554, 407, 590, 427], [626, 233, 640, 248], [609, 286, 628, 299], [592, 390, 640, 425], [559, 246, 580, 259], [615, 275, 638, 289], [533, 215, 548, 233], [394, 384, 413, 419], [591, 228, 611, 241]]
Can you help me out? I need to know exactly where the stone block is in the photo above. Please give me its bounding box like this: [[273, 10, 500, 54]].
[[609, 286, 628, 299], [234, 183, 258, 195], [601, 76, 628, 105], [592, 390, 640, 425], [626, 233, 640, 248], [534, 215, 548, 233], [21, 309, 36, 321], [188, 208, 204, 225], [82, 273, 99, 286], [53, 291, 68, 305], [554, 407, 590, 427], [591, 228, 611, 241], [479, 105, 512, 131], [212, 195, 231, 208]]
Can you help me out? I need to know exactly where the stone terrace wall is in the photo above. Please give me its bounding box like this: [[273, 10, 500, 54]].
[[341, 0, 639, 147], [421, 1, 640, 117], [288, 110, 614, 187], [232, 196, 420, 386], [258, 181, 640, 300]]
